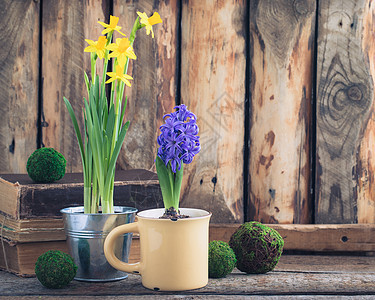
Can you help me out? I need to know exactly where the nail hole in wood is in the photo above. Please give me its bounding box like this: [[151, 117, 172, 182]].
[[341, 236, 348, 242], [212, 176, 217, 193], [269, 189, 276, 199]]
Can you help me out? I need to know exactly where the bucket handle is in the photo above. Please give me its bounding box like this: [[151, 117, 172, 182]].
[[104, 222, 141, 275]]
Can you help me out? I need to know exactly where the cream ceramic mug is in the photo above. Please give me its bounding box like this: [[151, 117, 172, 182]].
[[104, 208, 211, 291]]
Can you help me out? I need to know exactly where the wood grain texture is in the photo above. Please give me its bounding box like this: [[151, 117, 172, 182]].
[[277, 254, 375, 273], [210, 223, 375, 252], [315, 0, 374, 223], [356, 1, 375, 223], [0, 0, 39, 173], [3, 221, 374, 252], [42, 0, 109, 172], [180, 0, 246, 223], [2, 228, 375, 276], [114, 0, 177, 171], [248, 0, 315, 224], [1, 255, 375, 295]]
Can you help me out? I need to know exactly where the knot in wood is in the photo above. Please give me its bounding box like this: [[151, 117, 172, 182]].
[[293, 0, 309, 15], [347, 85, 362, 102]]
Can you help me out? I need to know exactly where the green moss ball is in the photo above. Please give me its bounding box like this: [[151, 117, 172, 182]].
[[35, 250, 77, 289], [208, 240, 237, 278], [27, 148, 66, 183], [229, 222, 284, 274]]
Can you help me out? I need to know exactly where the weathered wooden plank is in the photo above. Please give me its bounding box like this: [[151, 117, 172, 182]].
[[0, 0, 39, 173], [3, 228, 374, 277], [1, 255, 375, 296], [2, 222, 374, 253], [42, 0, 109, 173], [180, 0, 246, 223], [128, 241, 375, 272], [2, 297, 373, 300], [315, 1, 374, 223], [277, 254, 375, 273], [4, 297, 374, 300], [210, 223, 375, 252], [114, 0, 177, 171], [248, 0, 316, 224], [356, 1, 375, 223]]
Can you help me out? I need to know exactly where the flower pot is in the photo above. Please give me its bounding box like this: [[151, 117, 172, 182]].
[[60, 206, 137, 282], [104, 208, 212, 291]]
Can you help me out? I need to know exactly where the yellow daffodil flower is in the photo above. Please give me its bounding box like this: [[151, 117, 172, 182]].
[[84, 36, 108, 59], [105, 64, 133, 87], [137, 12, 162, 38], [107, 38, 137, 67], [98, 15, 126, 36]]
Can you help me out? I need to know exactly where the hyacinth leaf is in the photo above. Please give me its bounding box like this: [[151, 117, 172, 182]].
[[172, 163, 183, 210], [155, 156, 174, 209]]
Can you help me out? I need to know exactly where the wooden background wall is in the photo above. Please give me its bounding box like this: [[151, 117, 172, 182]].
[[1, 0, 374, 224]]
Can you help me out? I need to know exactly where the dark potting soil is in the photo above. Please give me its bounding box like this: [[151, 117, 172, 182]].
[[159, 207, 190, 221]]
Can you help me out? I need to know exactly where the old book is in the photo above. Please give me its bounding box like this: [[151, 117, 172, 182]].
[[0, 238, 69, 276], [0, 237, 140, 277], [0, 169, 162, 220], [0, 170, 158, 276], [0, 169, 162, 243], [0, 217, 65, 243]]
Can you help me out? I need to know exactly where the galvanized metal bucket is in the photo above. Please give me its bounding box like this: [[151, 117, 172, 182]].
[[60, 206, 137, 282]]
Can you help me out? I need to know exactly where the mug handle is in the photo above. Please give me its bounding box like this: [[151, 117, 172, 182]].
[[104, 222, 141, 275]]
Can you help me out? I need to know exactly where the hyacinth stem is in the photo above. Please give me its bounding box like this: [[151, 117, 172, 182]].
[[155, 156, 183, 211]]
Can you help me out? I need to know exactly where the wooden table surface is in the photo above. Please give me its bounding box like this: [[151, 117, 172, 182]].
[[0, 255, 375, 299]]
